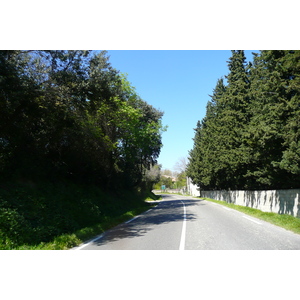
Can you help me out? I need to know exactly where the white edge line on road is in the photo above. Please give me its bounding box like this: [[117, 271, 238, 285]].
[[179, 201, 186, 250], [125, 216, 139, 224], [74, 207, 155, 250], [125, 207, 153, 224], [75, 233, 105, 250], [75, 215, 140, 250], [243, 216, 262, 225], [223, 207, 232, 211]]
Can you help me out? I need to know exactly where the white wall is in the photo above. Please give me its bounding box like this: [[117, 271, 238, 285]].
[[201, 189, 300, 217], [186, 177, 200, 197]]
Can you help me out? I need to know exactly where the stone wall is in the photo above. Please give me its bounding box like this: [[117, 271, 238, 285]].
[[201, 189, 300, 217]]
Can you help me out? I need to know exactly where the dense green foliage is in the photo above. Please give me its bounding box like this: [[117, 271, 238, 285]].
[[0, 50, 164, 189], [0, 50, 164, 249], [187, 50, 300, 190]]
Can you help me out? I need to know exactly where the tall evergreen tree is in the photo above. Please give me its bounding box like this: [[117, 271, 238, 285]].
[[188, 50, 300, 191], [277, 51, 300, 179], [245, 50, 300, 188], [211, 50, 251, 189], [187, 78, 227, 189]]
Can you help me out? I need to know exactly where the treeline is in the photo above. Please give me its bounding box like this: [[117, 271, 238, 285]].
[[0, 50, 164, 190], [187, 50, 300, 190]]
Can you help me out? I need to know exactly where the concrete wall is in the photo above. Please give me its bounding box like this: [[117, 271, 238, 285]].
[[201, 189, 300, 217]]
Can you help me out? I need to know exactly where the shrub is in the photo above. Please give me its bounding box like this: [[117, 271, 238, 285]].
[[0, 207, 31, 249]]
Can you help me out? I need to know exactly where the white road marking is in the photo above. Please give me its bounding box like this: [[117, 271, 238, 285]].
[[125, 216, 139, 224], [179, 201, 186, 250], [243, 216, 262, 225], [75, 233, 104, 250], [223, 207, 232, 211], [74, 207, 154, 250], [125, 208, 153, 224]]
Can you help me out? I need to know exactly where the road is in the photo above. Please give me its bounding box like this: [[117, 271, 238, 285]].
[[74, 194, 300, 250]]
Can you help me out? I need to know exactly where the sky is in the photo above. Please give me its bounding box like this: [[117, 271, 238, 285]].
[[107, 50, 257, 172]]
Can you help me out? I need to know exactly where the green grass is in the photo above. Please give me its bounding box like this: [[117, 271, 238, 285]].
[[15, 205, 154, 250], [145, 191, 162, 201], [200, 197, 300, 235]]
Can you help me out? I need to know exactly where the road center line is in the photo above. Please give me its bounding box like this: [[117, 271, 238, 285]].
[[243, 216, 262, 225], [179, 201, 186, 250]]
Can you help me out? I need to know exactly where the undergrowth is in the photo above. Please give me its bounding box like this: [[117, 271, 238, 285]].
[[0, 181, 153, 250], [145, 191, 162, 201]]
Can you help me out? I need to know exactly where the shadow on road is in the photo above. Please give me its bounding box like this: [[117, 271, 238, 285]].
[[92, 197, 203, 246]]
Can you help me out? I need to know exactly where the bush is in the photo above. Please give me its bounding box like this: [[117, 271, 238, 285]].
[[0, 207, 31, 249], [0, 181, 148, 249]]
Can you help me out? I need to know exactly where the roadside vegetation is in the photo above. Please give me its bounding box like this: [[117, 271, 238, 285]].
[[0, 181, 158, 250], [0, 50, 165, 249], [145, 192, 162, 201], [153, 159, 188, 191], [201, 197, 300, 235], [187, 50, 300, 191]]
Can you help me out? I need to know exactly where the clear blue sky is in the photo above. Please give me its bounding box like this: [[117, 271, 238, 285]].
[[107, 50, 257, 172]]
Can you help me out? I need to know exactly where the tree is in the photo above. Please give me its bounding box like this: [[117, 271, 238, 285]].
[[0, 50, 46, 179], [113, 74, 166, 189], [144, 164, 161, 191], [174, 156, 188, 174], [160, 176, 173, 189], [214, 50, 251, 189], [245, 50, 300, 188], [188, 50, 300, 191], [0, 50, 165, 193], [187, 77, 229, 189]]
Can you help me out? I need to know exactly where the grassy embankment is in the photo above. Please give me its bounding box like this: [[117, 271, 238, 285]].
[[0, 181, 161, 250], [201, 197, 300, 235]]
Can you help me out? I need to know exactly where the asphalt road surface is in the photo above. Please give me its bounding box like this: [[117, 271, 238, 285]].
[[74, 194, 300, 250]]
